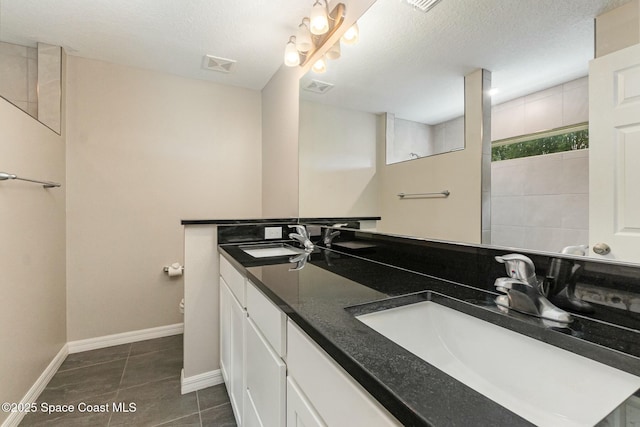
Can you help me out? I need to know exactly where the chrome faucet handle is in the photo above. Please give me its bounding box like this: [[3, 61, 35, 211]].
[[495, 254, 539, 289], [323, 228, 340, 246], [288, 225, 314, 251], [289, 225, 308, 238], [494, 277, 534, 293]]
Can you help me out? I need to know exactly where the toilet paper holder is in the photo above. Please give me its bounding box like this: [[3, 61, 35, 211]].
[[163, 264, 184, 274]]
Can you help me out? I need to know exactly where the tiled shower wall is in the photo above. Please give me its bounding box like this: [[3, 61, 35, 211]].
[[388, 114, 464, 164], [491, 149, 589, 252], [492, 77, 588, 141], [0, 41, 38, 118], [490, 77, 589, 252]]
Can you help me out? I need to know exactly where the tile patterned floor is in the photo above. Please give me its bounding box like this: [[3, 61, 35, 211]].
[[20, 335, 236, 426]]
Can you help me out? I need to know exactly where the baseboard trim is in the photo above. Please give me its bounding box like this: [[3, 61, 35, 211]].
[[2, 344, 69, 427], [67, 323, 184, 354], [181, 368, 223, 394]]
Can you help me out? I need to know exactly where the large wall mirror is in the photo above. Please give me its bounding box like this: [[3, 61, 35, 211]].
[[298, 0, 635, 261], [0, 3, 62, 134]]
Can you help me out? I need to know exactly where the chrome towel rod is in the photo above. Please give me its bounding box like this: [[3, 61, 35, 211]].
[[398, 190, 450, 198], [0, 172, 61, 188]]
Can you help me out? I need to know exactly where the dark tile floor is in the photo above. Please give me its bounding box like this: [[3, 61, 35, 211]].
[[20, 334, 236, 426]]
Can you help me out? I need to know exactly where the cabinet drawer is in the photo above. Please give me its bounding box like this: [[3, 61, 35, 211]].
[[247, 280, 286, 357], [246, 317, 286, 427], [287, 376, 327, 427], [287, 320, 400, 427], [220, 255, 246, 307]]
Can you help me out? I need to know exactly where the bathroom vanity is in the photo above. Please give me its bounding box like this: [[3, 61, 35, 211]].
[[209, 221, 640, 426]]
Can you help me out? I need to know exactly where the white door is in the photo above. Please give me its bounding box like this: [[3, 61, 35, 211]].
[[589, 43, 640, 262]]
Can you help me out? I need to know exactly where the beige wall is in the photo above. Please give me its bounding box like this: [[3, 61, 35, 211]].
[[596, 0, 640, 57], [261, 65, 300, 218], [377, 70, 488, 243], [66, 56, 262, 341], [0, 98, 66, 421], [262, 0, 377, 218], [298, 100, 379, 217]]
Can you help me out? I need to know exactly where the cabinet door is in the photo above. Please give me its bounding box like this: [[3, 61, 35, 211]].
[[230, 288, 246, 426], [220, 278, 231, 384], [287, 376, 327, 427], [287, 320, 400, 427], [245, 317, 286, 427]]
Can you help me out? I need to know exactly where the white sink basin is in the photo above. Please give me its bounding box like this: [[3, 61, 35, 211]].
[[240, 243, 303, 258], [356, 301, 640, 427]]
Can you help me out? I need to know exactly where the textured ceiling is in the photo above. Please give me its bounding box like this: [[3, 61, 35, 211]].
[[0, 0, 632, 111], [301, 0, 631, 123], [0, 0, 310, 90]]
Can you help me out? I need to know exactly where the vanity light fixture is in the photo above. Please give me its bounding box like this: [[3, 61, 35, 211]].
[[341, 22, 359, 45], [326, 41, 341, 60], [296, 18, 313, 52], [310, 0, 330, 35], [284, 36, 301, 67], [312, 56, 327, 73], [284, 2, 355, 71]]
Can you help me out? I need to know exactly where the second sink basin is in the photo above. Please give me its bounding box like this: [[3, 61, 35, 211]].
[[356, 300, 640, 427], [239, 243, 304, 258]]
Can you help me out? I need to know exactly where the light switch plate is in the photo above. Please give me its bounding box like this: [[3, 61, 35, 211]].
[[264, 226, 283, 239]]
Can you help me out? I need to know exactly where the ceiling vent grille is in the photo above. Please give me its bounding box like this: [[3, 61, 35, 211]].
[[404, 0, 442, 12], [202, 55, 236, 73], [303, 80, 334, 94]]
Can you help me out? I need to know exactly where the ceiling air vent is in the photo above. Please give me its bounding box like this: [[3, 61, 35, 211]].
[[202, 55, 236, 73], [303, 80, 334, 94], [404, 0, 442, 12]]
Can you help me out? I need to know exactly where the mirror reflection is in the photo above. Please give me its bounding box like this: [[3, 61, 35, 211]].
[[0, 7, 62, 134], [298, 0, 635, 261]]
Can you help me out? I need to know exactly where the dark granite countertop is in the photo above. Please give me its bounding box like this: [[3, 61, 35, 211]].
[[219, 243, 640, 426], [181, 216, 381, 225]]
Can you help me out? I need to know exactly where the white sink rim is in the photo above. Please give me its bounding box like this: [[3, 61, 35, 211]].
[[239, 243, 304, 258], [356, 300, 640, 427]]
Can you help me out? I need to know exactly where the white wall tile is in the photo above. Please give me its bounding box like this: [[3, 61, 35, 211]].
[[524, 93, 563, 134], [492, 164, 525, 196], [492, 196, 524, 226], [523, 194, 564, 228], [563, 85, 589, 125], [523, 155, 564, 195], [524, 227, 566, 253], [492, 102, 524, 141], [492, 77, 588, 141], [524, 85, 563, 103], [491, 225, 526, 248], [561, 228, 589, 248], [561, 194, 589, 229], [563, 76, 588, 91], [561, 155, 589, 194], [562, 148, 588, 160]]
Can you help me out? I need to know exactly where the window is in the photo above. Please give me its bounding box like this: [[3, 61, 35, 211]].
[[491, 123, 588, 161]]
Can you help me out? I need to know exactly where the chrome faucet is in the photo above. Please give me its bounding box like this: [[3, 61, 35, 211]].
[[323, 228, 341, 247], [289, 225, 315, 251], [494, 254, 572, 324]]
